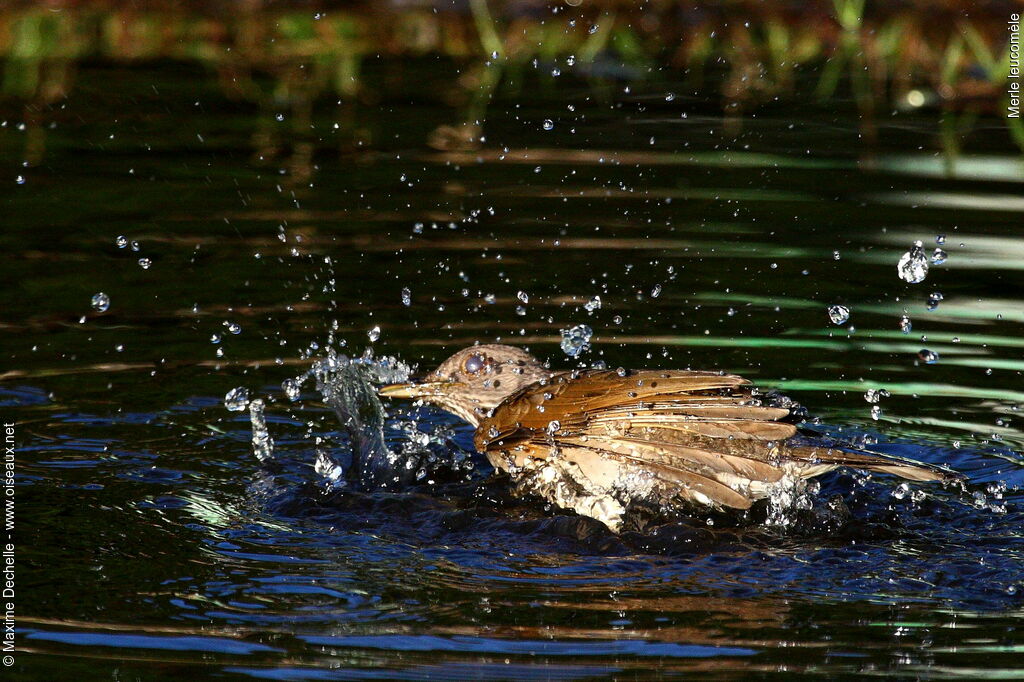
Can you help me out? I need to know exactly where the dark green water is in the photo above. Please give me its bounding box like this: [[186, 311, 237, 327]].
[[2, 59, 1023, 679]]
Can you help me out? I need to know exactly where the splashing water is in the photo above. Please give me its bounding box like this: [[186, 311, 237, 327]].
[[864, 389, 890, 404], [90, 292, 110, 312], [224, 387, 250, 412], [897, 240, 929, 283], [827, 305, 850, 325], [249, 398, 274, 462], [560, 324, 593, 358], [307, 348, 411, 489]]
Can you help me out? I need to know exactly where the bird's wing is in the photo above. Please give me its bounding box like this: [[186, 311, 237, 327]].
[[475, 370, 954, 511], [475, 369, 796, 509]]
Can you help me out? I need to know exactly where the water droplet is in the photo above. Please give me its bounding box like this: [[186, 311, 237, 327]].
[[931, 248, 947, 265], [115, 235, 128, 248], [560, 324, 593, 358], [15, 175, 25, 185], [547, 420, 561, 435], [584, 295, 602, 312], [90, 292, 110, 313], [130, 240, 140, 252], [249, 398, 274, 462], [615, 367, 627, 377], [282, 378, 301, 401], [926, 292, 944, 311], [892, 482, 910, 500], [827, 305, 850, 325], [223, 321, 242, 335], [517, 290, 529, 304], [224, 387, 250, 412], [487, 425, 500, 439], [138, 257, 152, 270], [897, 240, 929, 283], [936, 234, 946, 245], [651, 284, 662, 298], [832, 250, 841, 260], [864, 389, 890, 404], [870, 404, 882, 420], [899, 315, 912, 334], [367, 326, 381, 342], [401, 287, 412, 306], [542, 119, 554, 131], [918, 349, 939, 364]]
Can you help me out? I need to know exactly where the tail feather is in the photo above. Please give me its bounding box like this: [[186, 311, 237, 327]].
[[787, 440, 962, 483]]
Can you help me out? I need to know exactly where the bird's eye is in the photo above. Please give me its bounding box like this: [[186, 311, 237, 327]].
[[463, 354, 486, 374]]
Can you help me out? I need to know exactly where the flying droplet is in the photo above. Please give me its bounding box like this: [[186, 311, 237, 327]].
[[899, 315, 912, 334], [931, 248, 948, 265], [401, 287, 412, 307], [542, 120, 554, 131], [897, 240, 928, 283], [281, 378, 301, 401], [90, 292, 110, 313], [864, 389, 890, 404], [224, 387, 250, 412], [138, 257, 152, 270], [918, 349, 939, 364], [223, 321, 242, 335], [926, 292, 944, 311], [584, 295, 602, 312], [115, 235, 128, 248], [560, 324, 593, 358], [367, 326, 381, 342], [517, 291, 529, 304], [827, 305, 850, 325], [547, 420, 561, 435], [249, 398, 274, 462]]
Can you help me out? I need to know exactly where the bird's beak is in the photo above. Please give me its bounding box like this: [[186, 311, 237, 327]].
[[378, 380, 446, 400]]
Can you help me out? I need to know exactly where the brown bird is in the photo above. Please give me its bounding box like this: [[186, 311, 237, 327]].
[[380, 344, 958, 530]]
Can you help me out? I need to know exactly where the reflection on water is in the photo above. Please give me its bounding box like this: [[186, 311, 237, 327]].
[[3, 6, 1024, 678]]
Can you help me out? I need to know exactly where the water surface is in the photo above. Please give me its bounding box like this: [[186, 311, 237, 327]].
[[3, 53, 1023, 679]]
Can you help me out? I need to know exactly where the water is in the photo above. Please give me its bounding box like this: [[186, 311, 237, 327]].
[[4, 54, 1024, 679]]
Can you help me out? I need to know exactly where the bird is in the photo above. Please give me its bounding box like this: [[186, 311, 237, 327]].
[[379, 344, 959, 531]]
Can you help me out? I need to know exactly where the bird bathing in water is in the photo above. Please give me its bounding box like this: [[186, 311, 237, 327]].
[[380, 344, 959, 531]]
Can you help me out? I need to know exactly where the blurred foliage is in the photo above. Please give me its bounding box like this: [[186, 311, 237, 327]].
[[0, 0, 1021, 155]]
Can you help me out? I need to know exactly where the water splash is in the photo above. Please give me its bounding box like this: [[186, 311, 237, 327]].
[[827, 305, 850, 325], [560, 324, 593, 358], [307, 348, 411, 489], [897, 240, 929, 283], [90, 292, 110, 312], [224, 387, 250, 412], [249, 398, 274, 462]]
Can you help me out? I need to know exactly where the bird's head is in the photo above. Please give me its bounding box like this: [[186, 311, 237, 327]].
[[379, 344, 552, 426]]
